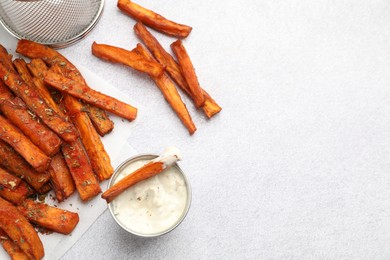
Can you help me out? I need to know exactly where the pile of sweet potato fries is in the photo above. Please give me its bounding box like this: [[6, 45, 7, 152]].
[[0, 39, 137, 259], [93, 0, 221, 135], [0, 1, 221, 258]]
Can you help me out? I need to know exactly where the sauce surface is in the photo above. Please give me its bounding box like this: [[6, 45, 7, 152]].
[[111, 158, 188, 235]]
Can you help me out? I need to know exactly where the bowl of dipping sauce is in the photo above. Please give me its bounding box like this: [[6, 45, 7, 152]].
[[107, 154, 191, 237]]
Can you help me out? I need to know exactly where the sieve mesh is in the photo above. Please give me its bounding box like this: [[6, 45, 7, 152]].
[[0, 0, 104, 48]]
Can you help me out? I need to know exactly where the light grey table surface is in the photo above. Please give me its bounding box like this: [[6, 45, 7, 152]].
[[3, 0, 390, 259]]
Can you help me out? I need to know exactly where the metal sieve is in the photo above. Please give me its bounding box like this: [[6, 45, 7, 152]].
[[0, 0, 104, 48]]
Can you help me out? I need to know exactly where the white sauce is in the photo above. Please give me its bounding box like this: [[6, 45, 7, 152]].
[[111, 158, 188, 235]]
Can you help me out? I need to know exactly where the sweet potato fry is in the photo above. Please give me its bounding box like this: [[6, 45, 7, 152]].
[[0, 80, 62, 156], [200, 90, 222, 118], [0, 181, 31, 205], [13, 59, 34, 88], [0, 114, 50, 172], [0, 167, 21, 190], [0, 95, 62, 156], [17, 199, 79, 235], [117, 0, 192, 38], [0, 197, 44, 260], [44, 70, 138, 121], [0, 63, 78, 142], [134, 22, 221, 117], [102, 149, 180, 203], [92, 42, 164, 77], [64, 96, 114, 181], [103, 161, 164, 203], [48, 65, 114, 181], [0, 229, 30, 260], [48, 153, 75, 202], [0, 78, 13, 100], [29, 58, 115, 136], [61, 139, 101, 201], [26, 59, 47, 80], [0, 140, 50, 191], [83, 104, 114, 136], [28, 60, 62, 113], [16, 40, 85, 84], [32, 77, 61, 113], [0, 45, 15, 73], [171, 40, 205, 108], [134, 44, 196, 134]]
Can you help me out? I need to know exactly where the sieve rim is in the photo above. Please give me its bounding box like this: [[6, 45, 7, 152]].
[[0, 0, 105, 49]]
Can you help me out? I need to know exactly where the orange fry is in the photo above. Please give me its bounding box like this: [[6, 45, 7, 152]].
[[21, 45, 114, 136], [117, 0, 192, 38], [0, 95, 62, 156], [103, 148, 181, 203], [48, 153, 75, 202], [102, 161, 164, 203], [171, 40, 205, 108], [0, 197, 44, 260], [135, 44, 196, 134], [92, 42, 164, 77], [26, 59, 47, 80], [0, 115, 50, 172], [64, 96, 114, 181], [16, 40, 86, 84], [0, 45, 15, 73], [0, 229, 30, 260], [17, 199, 79, 235], [0, 63, 78, 142], [13, 59, 34, 88], [44, 70, 138, 121], [50, 61, 115, 137], [0, 80, 62, 156], [0, 181, 31, 205], [0, 140, 50, 191], [83, 104, 114, 136], [134, 22, 221, 118], [61, 139, 101, 201], [0, 167, 21, 190]]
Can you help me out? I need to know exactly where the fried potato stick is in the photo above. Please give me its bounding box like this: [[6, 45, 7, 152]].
[[0, 63, 78, 142], [134, 22, 221, 118], [0, 229, 30, 260], [0, 167, 21, 190], [0, 181, 31, 206], [0, 45, 15, 73], [26, 59, 47, 80], [0, 115, 50, 172], [117, 0, 192, 38], [16, 40, 85, 84], [0, 140, 50, 191], [64, 96, 114, 181], [171, 40, 205, 108], [48, 153, 75, 202], [61, 139, 101, 201], [0, 197, 44, 260], [102, 148, 180, 203], [13, 59, 34, 88], [18, 42, 114, 136], [134, 44, 196, 134], [0, 95, 62, 156], [17, 199, 79, 235], [83, 104, 114, 136], [44, 70, 138, 121], [0, 79, 62, 156], [28, 58, 115, 136], [92, 42, 164, 77]]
